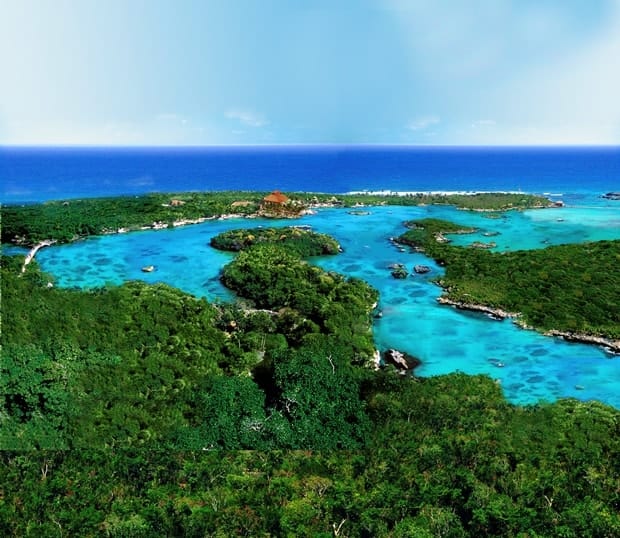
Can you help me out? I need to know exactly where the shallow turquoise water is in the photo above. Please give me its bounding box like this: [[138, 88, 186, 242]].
[[27, 199, 620, 408]]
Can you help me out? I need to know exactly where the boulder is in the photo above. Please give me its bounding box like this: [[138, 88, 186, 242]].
[[382, 349, 421, 371], [413, 265, 431, 274], [391, 267, 409, 279]]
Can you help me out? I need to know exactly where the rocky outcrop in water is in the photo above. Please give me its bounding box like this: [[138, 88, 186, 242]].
[[413, 265, 431, 274], [382, 349, 421, 372], [602, 192, 620, 200], [391, 267, 408, 279], [437, 296, 518, 320], [388, 263, 408, 279]]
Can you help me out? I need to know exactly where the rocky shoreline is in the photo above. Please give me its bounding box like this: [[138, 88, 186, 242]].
[[544, 330, 620, 354], [437, 296, 620, 353], [436, 296, 519, 320]]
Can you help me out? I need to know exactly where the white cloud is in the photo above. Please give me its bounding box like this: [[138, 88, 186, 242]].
[[226, 108, 267, 128], [408, 115, 440, 131]]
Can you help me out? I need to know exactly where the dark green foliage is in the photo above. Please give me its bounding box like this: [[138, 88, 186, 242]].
[[399, 220, 620, 339], [210, 226, 341, 256], [266, 340, 371, 449], [1, 192, 264, 245], [172, 375, 269, 450], [1, 385, 618, 536], [2, 257, 231, 447], [397, 217, 476, 250], [220, 244, 378, 360], [438, 240, 620, 337]]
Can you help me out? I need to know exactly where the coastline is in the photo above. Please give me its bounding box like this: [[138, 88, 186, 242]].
[[543, 329, 620, 355], [437, 296, 620, 354], [346, 189, 529, 196], [6, 192, 617, 358], [4, 191, 552, 248], [436, 296, 520, 320], [20, 240, 56, 273]]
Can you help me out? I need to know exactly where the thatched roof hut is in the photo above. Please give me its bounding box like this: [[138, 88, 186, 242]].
[[263, 191, 289, 205]]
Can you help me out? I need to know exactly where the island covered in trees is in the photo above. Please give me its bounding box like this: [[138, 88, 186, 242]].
[[1, 191, 619, 537]]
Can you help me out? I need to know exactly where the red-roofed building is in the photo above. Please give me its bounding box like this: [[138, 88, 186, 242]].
[[263, 190, 289, 205]]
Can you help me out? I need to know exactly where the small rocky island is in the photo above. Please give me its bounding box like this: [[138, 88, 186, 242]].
[[388, 263, 409, 279]]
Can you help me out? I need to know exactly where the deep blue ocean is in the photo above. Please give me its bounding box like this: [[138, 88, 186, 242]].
[[1, 145, 619, 203]]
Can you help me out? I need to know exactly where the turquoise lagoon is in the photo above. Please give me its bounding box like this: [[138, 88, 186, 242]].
[[31, 199, 620, 408]]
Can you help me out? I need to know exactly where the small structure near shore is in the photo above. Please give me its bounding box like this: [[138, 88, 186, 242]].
[[262, 190, 289, 207], [259, 190, 308, 217]]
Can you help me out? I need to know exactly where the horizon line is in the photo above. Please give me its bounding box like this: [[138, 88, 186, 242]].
[[2, 143, 619, 149]]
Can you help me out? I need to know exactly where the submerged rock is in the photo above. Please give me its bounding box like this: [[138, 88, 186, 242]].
[[347, 210, 371, 216], [602, 192, 620, 200]]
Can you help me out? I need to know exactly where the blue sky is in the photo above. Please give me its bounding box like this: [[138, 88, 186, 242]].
[[1, 0, 619, 145]]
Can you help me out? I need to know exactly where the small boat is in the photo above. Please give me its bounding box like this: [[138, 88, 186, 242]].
[[141, 265, 155, 272]]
